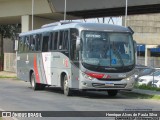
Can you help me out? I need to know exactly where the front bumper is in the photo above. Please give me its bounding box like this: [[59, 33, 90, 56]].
[[79, 78, 135, 91]]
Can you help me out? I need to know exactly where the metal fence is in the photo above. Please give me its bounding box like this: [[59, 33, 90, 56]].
[[137, 57, 160, 68], [4, 53, 16, 72]]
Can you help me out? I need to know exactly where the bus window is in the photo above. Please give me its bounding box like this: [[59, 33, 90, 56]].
[[19, 36, 25, 52], [30, 35, 36, 51], [24, 36, 30, 52], [70, 28, 79, 60], [42, 34, 49, 52], [58, 30, 69, 50], [59, 31, 63, 50], [62, 30, 69, 50], [53, 32, 58, 50], [50, 32, 53, 50], [29, 35, 33, 51], [35, 34, 42, 51]]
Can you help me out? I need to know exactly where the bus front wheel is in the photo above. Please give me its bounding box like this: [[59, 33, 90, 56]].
[[107, 90, 118, 97], [63, 75, 72, 96]]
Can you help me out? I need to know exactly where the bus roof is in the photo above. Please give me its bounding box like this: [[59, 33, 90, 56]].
[[19, 22, 131, 36]]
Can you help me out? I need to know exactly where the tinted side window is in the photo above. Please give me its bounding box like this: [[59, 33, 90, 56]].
[[19, 36, 25, 52], [35, 34, 42, 51], [70, 28, 79, 60], [29, 35, 36, 52], [58, 30, 69, 50], [63, 30, 69, 50], [53, 32, 58, 50], [42, 33, 49, 52], [50, 32, 53, 50], [24, 36, 30, 52], [58, 31, 63, 50]]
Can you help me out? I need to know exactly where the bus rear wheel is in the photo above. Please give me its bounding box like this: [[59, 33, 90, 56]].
[[63, 75, 72, 96], [30, 72, 45, 90], [107, 90, 118, 97]]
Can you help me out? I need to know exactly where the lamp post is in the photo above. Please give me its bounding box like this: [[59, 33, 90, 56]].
[[64, 0, 67, 21], [125, 0, 128, 27], [32, 0, 34, 30]]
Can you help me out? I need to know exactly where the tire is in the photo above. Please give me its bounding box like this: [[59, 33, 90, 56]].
[[30, 72, 45, 90], [63, 75, 72, 96], [107, 90, 118, 97]]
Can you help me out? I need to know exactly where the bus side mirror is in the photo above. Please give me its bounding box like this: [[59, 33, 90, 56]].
[[15, 40, 18, 51], [76, 37, 81, 51], [133, 40, 137, 52]]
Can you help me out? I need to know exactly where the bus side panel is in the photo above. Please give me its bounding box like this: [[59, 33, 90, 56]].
[[50, 52, 59, 86], [35, 53, 49, 85], [41, 52, 52, 85], [70, 64, 80, 89], [51, 52, 66, 87], [51, 52, 72, 87], [17, 52, 49, 85], [17, 53, 30, 81]]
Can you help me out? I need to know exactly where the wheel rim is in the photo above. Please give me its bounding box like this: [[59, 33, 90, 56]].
[[64, 78, 69, 94], [31, 75, 35, 88]]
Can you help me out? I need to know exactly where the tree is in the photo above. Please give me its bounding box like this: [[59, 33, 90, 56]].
[[0, 24, 20, 54], [0, 24, 20, 70]]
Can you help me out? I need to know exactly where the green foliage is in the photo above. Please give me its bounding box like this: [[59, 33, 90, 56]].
[[0, 24, 20, 39], [0, 24, 20, 61], [0, 54, 3, 59], [135, 84, 160, 91]]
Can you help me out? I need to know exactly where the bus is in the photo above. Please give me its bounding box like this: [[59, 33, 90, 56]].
[[17, 21, 137, 96]]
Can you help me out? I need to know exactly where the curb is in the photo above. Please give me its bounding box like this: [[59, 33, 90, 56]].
[[131, 88, 160, 96]]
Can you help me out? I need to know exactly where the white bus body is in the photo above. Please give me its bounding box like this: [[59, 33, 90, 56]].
[[17, 22, 136, 96]]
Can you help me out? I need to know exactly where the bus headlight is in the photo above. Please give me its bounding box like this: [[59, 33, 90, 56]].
[[126, 74, 136, 81], [82, 72, 93, 80]]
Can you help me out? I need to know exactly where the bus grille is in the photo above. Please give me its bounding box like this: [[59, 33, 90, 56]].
[[97, 78, 122, 81], [92, 83, 127, 88]]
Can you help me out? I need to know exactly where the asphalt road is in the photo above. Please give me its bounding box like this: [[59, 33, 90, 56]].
[[0, 78, 160, 120]]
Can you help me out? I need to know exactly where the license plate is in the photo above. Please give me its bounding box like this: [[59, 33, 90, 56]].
[[105, 82, 114, 86]]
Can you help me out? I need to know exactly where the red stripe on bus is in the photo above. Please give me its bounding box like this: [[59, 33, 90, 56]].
[[33, 55, 40, 83]]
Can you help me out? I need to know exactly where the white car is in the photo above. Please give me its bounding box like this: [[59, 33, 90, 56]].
[[152, 80, 160, 88], [138, 70, 160, 86]]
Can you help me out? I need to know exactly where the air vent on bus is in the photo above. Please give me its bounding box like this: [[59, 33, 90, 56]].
[[41, 21, 81, 28]]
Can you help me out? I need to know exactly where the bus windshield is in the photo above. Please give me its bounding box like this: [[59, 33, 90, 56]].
[[81, 31, 135, 69]]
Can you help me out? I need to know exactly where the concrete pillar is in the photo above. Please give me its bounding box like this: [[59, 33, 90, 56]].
[[21, 15, 31, 32], [145, 47, 150, 66], [145, 45, 158, 66]]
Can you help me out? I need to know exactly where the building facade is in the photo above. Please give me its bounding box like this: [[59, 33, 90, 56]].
[[123, 14, 160, 67]]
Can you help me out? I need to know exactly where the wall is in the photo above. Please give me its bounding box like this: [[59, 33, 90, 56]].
[[124, 14, 160, 45], [3, 38, 14, 53], [3, 38, 15, 72], [4, 53, 16, 72]]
